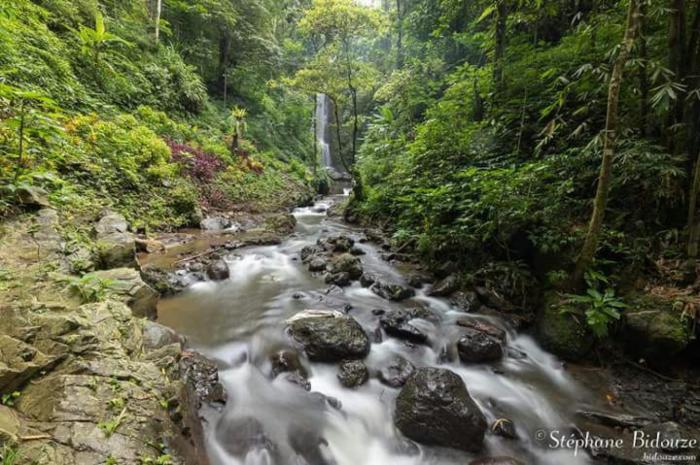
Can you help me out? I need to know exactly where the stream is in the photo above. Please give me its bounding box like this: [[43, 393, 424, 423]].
[[158, 194, 598, 465]]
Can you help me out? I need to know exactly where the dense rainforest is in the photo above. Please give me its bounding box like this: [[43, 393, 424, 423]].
[[1, 0, 700, 464]]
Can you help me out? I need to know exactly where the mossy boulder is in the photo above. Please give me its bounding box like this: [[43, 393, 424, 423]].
[[536, 291, 593, 361], [623, 294, 690, 363]]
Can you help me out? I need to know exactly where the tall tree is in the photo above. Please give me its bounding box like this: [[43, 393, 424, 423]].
[[572, 0, 643, 287]]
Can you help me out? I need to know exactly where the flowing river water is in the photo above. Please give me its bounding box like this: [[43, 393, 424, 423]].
[[157, 194, 600, 465]]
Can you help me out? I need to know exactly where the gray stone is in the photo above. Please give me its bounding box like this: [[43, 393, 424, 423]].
[[428, 274, 459, 297], [328, 254, 362, 280], [287, 310, 370, 362], [142, 322, 183, 351], [380, 308, 435, 344], [395, 368, 486, 452], [457, 328, 504, 364], [371, 280, 415, 301], [378, 356, 415, 388], [16, 186, 50, 208], [87, 268, 158, 318], [206, 260, 230, 280], [337, 360, 369, 388]]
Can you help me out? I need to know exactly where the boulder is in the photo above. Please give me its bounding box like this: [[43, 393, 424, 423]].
[[206, 260, 230, 281], [216, 416, 277, 458], [378, 356, 415, 388], [325, 272, 351, 287], [87, 268, 158, 319], [328, 254, 363, 280], [142, 322, 183, 351], [623, 295, 690, 363], [287, 310, 370, 362], [474, 287, 516, 312], [536, 292, 593, 361], [428, 275, 460, 297], [300, 246, 320, 263], [360, 274, 376, 287], [180, 352, 226, 406], [456, 319, 507, 342], [371, 281, 415, 301], [94, 212, 135, 269], [337, 360, 369, 388], [457, 328, 504, 364], [318, 235, 354, 253], [16, 186, 50, 208], [380, 308, 435, 344], [395, 368, 487, 452], [308, 257, 328, 273]]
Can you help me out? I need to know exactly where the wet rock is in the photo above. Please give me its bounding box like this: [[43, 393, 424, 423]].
[[407, 274, 425, 289], [301, 246, 321, 263], [94, 211, 136, 268], [428, 275, 459, 297], [395, 367, 487, 452], [469, 458, 525, 465], [287, 310, 370, 362], [328, 254, 362, 280], [490, 418, 517, 439], [624, 294, 691, 363], [456, 319, 507, 342], [371, 280, 415, 301], [308, 257, 328, 272], [318, 234, 354, 253], [457, 328, 504, 364], [337, 360, 369, 388], [16, 185, 50, 208], [180, 352, 226, 406], [200, 216, 235, 231], [380, 308, 435, 344], [0, 335, 58, 393], [206, 259, 230, 280], [474, 287, 516, 312], [451, 291, 482, 312], [360, 273, 376, 287], [86, 268, 158, 319], [270, 350, 308, 379], [216, 416, 277, 458], [378, 356, 415, 388], [536, 292, 593, 361], [349, 246, 366, 256], [142, 321, 183, 351], [325, 272, 351, 287]]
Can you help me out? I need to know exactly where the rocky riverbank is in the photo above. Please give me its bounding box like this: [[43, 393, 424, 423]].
[[0, 193, 304, 465]]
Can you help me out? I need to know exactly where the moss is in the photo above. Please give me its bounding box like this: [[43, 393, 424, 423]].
[[623, 294, 690, 362], [536, 291, 594, 361]]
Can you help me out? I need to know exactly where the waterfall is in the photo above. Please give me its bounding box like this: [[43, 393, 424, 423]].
[[315, 94, 333, 169]]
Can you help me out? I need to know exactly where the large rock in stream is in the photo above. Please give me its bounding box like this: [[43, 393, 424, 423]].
[[395, 367, 487, 452], [287, 310, 370, 362]]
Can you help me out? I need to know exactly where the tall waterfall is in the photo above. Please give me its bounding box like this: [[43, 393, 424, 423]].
[[315, 94, 333, 169]]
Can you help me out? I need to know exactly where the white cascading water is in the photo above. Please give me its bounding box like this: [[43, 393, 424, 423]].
[[158, 196, 600, 465], [315, 94, 333, 170]]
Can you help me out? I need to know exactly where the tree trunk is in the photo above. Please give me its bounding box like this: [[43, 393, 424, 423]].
[[571, 0, 642, 288], [493, 0, 508, 92], [688, 150, 700, 258], [638, 2, 649, 136], [396, 0, 404, 69], [154, 0, 162, 44], [330, 96, 348, 173]]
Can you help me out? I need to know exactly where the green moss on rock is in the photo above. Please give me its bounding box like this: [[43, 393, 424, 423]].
[[536, 291, 593, 361]]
